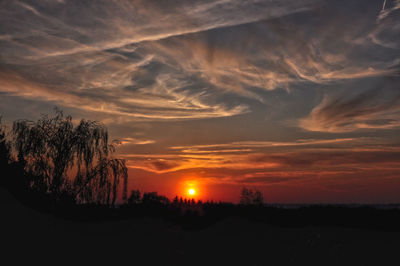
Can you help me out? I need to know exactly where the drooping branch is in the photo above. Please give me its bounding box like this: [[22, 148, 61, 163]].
[[11, 109, 128, 205]]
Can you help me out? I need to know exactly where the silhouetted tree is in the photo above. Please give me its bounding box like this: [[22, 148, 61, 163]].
[[0, 117, 11, 181], [240, 187, 264, 205], [11, 109, 127, 206], [127, 189, 141, 205], [0, 118, 9, 159], [142, 192, 170, 206], [172, 196, 179, 203], [240, 187, 254, 205], [253, 190, 264, 205]]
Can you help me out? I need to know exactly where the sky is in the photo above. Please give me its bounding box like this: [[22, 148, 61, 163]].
[[1, 0, 400, 203]]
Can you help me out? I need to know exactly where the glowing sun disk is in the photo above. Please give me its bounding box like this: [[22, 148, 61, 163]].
[[188, 188, 195, 195]]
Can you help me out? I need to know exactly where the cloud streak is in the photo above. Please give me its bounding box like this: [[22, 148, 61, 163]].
[[122, 137, 400, 174], [300, 85, 400, 132], [0, 67, 249, 120]]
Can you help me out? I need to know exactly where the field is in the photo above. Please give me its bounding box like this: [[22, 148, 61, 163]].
[[2, 188, 399, 266]]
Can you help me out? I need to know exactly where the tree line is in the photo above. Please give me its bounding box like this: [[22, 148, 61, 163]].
[[124, 187, 264, 208]]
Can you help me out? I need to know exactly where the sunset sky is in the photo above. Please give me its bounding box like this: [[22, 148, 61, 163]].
[[1, 0, 400, 203]]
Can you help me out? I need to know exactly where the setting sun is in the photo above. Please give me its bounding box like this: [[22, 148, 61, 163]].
[[188, 188, 196, 195]]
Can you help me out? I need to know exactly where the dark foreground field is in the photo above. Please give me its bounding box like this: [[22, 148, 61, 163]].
[[1, 188, 400, 266]]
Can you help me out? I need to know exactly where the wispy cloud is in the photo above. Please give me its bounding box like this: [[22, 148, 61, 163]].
[[0, 68, 248, 120], [377, 0, 400, 21], [171, 138, 360, 151], [117, 137, 155, 145], [1, 0, 399, 123], [300, 86, 400, 132], [122, 137, 400, 174]]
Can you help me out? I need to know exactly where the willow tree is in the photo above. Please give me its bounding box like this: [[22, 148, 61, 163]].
[[12, 109, 127, 206], [0, 117, 11, 173]]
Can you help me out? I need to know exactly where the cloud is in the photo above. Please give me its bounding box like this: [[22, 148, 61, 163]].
[[150, 160, 180, 172], [0, 68, 248, 120], [1, 0, 399, 124], [123, 147, 400, 195], [0, 0, 319, 59], [117, 137, 155, 145], [122, 137, 400, 174], [300, 86, 400, 132], [139, 6, 398, 102], [370, 0, 400, 49], [123, 151, 280, 173], [377, 0, 400, 21], [252, 150, 400, 168], [171, 138, 360, 151], [239, 172, 296, 185]]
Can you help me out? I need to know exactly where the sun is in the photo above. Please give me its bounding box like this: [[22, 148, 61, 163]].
[[188, 188, 196, 196]]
